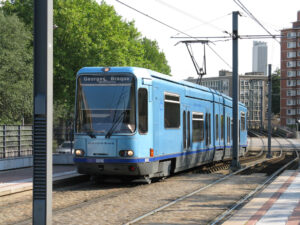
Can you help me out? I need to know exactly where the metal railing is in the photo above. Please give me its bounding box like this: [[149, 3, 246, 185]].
[[0, 125, 33, 159]]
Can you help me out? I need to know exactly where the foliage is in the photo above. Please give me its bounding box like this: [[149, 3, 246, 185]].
[[1, 0, 171, 123], [271, 68, 280, 115], [141, 38, 171, 74], [0, 11, 33, 124], [1, 0, 33, 30]]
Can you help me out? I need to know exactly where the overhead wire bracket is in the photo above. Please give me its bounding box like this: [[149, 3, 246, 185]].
[[177, 40, 209, 84]]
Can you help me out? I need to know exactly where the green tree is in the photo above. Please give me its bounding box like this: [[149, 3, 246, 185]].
[[53, 0, 145, 120], [2, 0, 171, 123], [141, 38, 171, 74], [272, 68, 280, 115], [0, 11, 33, 124]]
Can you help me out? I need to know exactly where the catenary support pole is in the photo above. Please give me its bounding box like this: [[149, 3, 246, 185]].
[[231, 11, 241, 170], [267, 64, 272, 158], [33, 0, 53, 224]]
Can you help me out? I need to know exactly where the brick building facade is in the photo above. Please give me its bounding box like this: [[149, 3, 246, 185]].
[[280, 11, 300, 126]]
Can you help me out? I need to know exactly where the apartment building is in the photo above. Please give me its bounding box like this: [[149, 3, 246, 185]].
[[280, 11, 300, 126], [186, 70, 268, 128]]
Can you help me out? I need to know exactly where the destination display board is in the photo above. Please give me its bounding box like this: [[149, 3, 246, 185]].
[[79, 74, 133, 86]]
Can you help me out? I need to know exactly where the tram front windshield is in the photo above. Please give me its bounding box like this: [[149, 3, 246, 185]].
[[75, 74, 136, 135]]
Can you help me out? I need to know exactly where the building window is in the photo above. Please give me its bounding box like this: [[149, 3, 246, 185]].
[[297, 99, 300, 105], [297, 108, 300, 115], [287, 61, 296, 67], [298, 61, 300, 67], [287, 51, 296, 58], [287, 80, 296, 86], [287, 90, 296, 96], [287, 109, 296, 115], [298, 51, 300, 57], [287, 118, 295, 125], [298, 42, 300, 47], [287, 99, 296, 106], [288, 71, 296, 77], [297, 71, 300, 76], [297, 89, 300, 95], [298, 32, 300, 37], [287, 42, 297, 48], [287, 32, 297, 38], [164, 93, 180, 128], [297, 80, 300, 85], [192, 112, 204, 142], [138, 88, 148, 134]]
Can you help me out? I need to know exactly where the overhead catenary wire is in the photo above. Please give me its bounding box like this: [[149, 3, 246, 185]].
[[155, 0, 227, 34], [115, 0, 232, 70], [172, 13, 232, 37], [233, 0, 280, 44], [172, 34, 282, 40], [115, 0, 193, 39]]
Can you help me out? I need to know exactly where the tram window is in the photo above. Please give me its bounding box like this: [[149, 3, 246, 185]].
[[231, 119, 233, 141], [192, 112, 204, 142], [216, 115, 219, 140], [187, 111, 191, 148], [138, 88, 148, 134], [164, 93, 180, 128], [221, 115, 224, 140], [209, 113, 211, 145], [205, 113, 211, 145], [183, 111, 186, 149], [227, 117, 230, 143], [241, 112, 246, 130]]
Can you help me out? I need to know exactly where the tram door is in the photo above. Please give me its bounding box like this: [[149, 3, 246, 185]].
[[183, 109, 191, 150]]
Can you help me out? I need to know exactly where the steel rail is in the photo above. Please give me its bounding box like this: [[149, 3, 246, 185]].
[[209, 150, 299, 225], [123, 155, 281, 225], [248, 129, 266, 158], [258, 130, 283, 157]]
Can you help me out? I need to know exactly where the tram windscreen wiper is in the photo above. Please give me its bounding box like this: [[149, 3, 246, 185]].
[[105, 110, 126, 139], [86, 129, 96, 138]]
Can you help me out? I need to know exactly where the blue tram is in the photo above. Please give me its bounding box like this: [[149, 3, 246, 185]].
[[73, 67, 247, 179]]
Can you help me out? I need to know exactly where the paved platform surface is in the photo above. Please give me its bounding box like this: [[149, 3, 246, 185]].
[[0, 165, 79, 196], [223, 169, 300, 225]]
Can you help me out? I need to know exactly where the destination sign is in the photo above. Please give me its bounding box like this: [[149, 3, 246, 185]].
[[79, 75, 133, 85]]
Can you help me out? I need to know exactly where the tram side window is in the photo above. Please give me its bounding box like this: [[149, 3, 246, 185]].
[[205, 113, 211, 145], [138, 88, 148, 134], [216, 115, 219, 140], [209, 113, 211, 145], [183, 111, 186, 149], [221, 115, 224, 140], [187, 111, 191, 148], [192, 113, 204, 142], [241, 112, 246, 130], [227, 117, 230, 143], [231, 119, 233, 141], [164, 93, 180, 128]]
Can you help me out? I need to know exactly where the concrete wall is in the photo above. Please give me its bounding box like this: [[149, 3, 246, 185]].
[[0, 154, 74, 171]]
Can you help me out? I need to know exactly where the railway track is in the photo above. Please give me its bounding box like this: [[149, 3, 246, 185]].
[[2, 138, 298, 225], [122, 149, 297, 225]]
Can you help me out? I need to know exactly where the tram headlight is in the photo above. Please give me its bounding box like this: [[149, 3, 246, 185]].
[[75, 149, 85, 156], [119, 150, 134, 157], [127, 150, 134, 157]]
